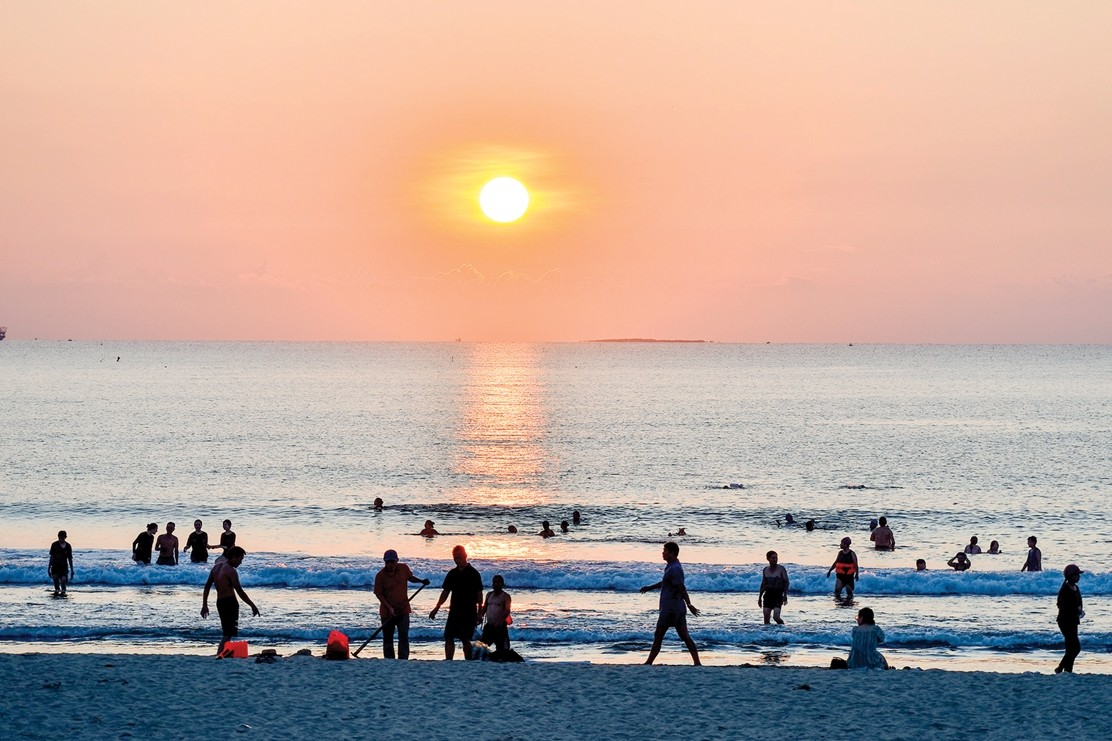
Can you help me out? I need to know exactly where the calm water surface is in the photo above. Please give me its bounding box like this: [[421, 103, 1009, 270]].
[[1, 341, 1110, 671]]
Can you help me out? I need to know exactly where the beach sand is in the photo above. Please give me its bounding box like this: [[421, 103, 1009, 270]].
[[1, 653, 1109, 740]]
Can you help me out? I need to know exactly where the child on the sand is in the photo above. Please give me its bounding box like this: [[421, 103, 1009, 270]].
[[847, 607, 887, 669]]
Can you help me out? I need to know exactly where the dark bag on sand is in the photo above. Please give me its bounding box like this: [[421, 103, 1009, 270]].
[[325, 630, 350, 660], [484, 648, 524, 663], [829, 657, 848, 670]]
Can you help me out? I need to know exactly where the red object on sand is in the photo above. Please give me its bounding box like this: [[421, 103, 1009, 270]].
[[221, 641, 249, 658]]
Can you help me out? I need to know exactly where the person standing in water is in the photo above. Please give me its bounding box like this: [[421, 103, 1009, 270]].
[[869, 517, 895, 551], [216, 519, 236, 561], [1022, 536, 1042, 572], [132, 523, 157, 565], [758, 550, 790, 625], [640, 541, 701, 666], [155, 522, 178, 565], [826, 537, 859, 602], [480, 574, 512, 653], [183, 520, 210, 563], [48, 531, 74, 595], [1055, 564, 1084, 674]]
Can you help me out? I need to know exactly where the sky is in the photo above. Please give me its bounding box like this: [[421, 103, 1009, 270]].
[[3, 2, 1111, 342]]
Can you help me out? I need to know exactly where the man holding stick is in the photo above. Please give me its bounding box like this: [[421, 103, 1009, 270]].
[[372, 549, 431, 660]]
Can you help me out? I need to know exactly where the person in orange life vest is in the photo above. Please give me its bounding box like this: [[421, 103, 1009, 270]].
[[826, 537, 859, 602]]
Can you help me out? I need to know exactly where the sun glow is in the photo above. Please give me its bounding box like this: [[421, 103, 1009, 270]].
[[479, 177, 530, 223]]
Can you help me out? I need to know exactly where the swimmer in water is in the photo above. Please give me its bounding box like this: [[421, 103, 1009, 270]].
[[419, 520, 440, 538], [539, 521, 555, 538]]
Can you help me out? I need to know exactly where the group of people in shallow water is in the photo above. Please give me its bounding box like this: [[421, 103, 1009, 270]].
[[129, 519, 237, 566], [46, 511, 1088, 673]]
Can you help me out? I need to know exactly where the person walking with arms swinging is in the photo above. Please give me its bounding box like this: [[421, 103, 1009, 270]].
[[640, 541, 701, 665]]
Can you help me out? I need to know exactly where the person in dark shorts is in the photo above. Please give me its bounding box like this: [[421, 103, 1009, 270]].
[[155, 522, 178, 565], [640, 541, 701, 665], [826, 537, 859, 602], [758, 550, 790, 625], [183, 519, 210, 563], [132, 523, 157, 565], [429, 545, 483, 660], [48, 531, 74, 595], [201, 546, 260, 656], [480, 574, 512, 653], [1055, 563, 1084, 673], [1022, 536, 1042, 572]]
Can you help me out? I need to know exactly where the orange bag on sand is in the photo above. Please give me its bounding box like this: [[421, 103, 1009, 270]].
[[220, 641, 249, 659], [325, 630, 350, 660]]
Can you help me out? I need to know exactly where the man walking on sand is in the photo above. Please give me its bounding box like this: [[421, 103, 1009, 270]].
[[201, 546, 260, 656], [373, 549, 431, 660], [640, 541, 701, 665], [429, 545, 483, 660]]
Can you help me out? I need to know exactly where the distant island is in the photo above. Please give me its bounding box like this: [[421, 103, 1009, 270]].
[[586, 338, 708, 343]]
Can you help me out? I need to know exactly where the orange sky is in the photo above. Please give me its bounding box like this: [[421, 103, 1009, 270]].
[[2, 2, 1111, 342]]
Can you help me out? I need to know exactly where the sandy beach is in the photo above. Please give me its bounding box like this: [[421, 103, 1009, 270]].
[[2, 653, 1109, 741]]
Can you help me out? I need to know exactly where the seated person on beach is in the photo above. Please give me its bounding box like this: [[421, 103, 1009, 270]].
[[869, 516, 895, 550], [419, 520, 440, 538], [539, 521, 556, 538], [480, 574, 512, 653], [915, 559, 927, 571], [988, 540, 1000, 554], [947, 552, 971, 571], [846, 607, 888, 669], [964, 536, 982, 555]]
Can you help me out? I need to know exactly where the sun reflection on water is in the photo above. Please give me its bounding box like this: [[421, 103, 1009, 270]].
[[453, 344, 551, 510]]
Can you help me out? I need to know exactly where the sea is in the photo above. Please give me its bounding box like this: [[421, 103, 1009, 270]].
[[1, 341, 1110, 671]]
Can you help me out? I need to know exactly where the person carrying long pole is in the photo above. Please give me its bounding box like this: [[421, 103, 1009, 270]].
[[359, 549, 430, 659]]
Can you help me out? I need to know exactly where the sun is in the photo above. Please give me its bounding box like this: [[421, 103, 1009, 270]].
[[479, 177, 530, 223]]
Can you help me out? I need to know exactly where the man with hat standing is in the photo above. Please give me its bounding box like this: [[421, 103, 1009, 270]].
[[373, 549, 431, 660], [1055, 563, 1085, 674]]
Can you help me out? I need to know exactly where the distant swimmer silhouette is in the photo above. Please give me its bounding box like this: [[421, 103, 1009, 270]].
[[805, 520, 816, 532], [539, 521, 555, 538], [419, 520, 440, 538], [669, 528, 688, 537], [572, 510, 582, 525], [507, 525, 518, 534], [722, 483, 746, 489], [373, 498, 384, 512], [560, 520, 570, 534]]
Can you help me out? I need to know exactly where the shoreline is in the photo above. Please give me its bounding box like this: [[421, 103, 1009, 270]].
[[2, 653, 1110, 740]]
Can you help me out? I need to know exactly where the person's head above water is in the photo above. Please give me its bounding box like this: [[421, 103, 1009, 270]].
[[508, 525, 518, 534], [915, 559, 927, 571], [572, 510, 581, 524]]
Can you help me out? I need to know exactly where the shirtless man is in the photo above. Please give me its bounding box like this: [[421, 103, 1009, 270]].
[[538, 521, 555, 538], [155, 522, 179, 565], [200, 546, 260, 656], [480, 574, 512, 653], [869, 517, 895, 551], [419, 520, 440, 538]]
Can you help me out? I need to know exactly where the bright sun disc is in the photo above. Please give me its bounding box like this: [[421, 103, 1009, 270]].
[[479, 177, 530, 222]]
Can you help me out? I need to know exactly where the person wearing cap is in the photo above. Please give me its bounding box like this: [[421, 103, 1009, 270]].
[[419, 520, 439, 538], [429, 545, 484, 660], [826, 537, 859, 603], [1055, 563, 1085, 674], [373, 549, 430, 660]]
